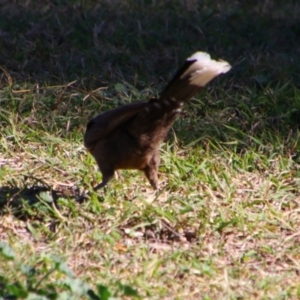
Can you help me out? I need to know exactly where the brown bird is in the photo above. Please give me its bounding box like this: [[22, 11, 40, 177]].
[[84, 51, 231, 191]]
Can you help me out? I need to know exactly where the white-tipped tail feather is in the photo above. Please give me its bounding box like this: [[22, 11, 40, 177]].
[[186, 51, 231, 87], [160, 51, 231, 102]]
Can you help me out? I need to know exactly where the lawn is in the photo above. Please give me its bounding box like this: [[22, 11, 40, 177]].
[[0, 0, 300, 299]]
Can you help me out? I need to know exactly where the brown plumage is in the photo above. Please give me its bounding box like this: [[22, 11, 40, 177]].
[[84, 51, 231, 190]]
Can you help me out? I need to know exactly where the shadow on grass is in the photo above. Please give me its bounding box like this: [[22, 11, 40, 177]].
[[0, 180, 83, 219], [0, 0, 299, 87]]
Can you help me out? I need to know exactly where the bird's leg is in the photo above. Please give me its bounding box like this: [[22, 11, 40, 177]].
[[94, 167, 114, 191], [76, 164, 114, 202], [143, 152, 160, 190]]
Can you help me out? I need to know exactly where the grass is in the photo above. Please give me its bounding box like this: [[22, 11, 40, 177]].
[[0, 0, 300, 299]]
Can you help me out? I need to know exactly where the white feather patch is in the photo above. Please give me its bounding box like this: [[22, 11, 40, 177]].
[[185, 51, 231, 87]]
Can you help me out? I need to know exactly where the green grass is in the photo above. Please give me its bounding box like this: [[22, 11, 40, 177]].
[[1, 0, 300, 299]]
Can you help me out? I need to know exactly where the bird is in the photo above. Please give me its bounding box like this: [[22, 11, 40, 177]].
[[84, 51, 231, 191]]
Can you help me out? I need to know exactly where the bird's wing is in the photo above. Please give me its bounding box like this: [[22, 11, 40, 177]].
[[84, 101, 149, 150]]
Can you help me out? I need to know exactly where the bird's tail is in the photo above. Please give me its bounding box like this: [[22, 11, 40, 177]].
[[159, 52, 231, 102], [126, 52, 231, 145]]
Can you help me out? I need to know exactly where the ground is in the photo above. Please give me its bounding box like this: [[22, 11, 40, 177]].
[[0, 0, 300, 299]]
